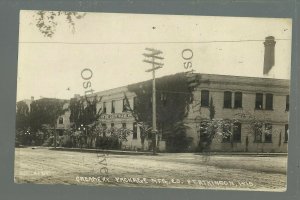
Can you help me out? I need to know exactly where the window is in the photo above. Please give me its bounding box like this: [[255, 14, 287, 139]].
[[122, 123, 126, 129], [111, 100, 115, 113], [101, 123, 107, 129], [160, 122, 166, 140], [254, 124, 262, 142], [199, 121, 209, 142], [58, 117, 63, 124], [133, 97, 137, 111], [286, 95, 289, 111], [285, 124, 289, 142], [234, 92, 243, 108], [223, 91, 232, 108], [111, 123, 114, 128], [103, 102, 107, 114], [222, 123, 231, 143], [201, 90, 209, 107], [133, 122, 137, 139], [122, 99, 127, 112], [264, 123, 272, 142], [265, 94, 273, 110], [161, 93, 167, 106], [102, 123, 107, 137], [255, 93, 263, 109], [233, 122, 241, 142]]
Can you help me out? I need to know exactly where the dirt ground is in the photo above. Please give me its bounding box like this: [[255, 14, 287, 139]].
[[14, 147, 287, 191]]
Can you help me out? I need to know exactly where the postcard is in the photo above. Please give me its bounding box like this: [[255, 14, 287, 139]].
[[15, 10, 292, 191]]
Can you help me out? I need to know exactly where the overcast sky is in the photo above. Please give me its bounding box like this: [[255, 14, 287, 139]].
[[17, 11, 292, 101]]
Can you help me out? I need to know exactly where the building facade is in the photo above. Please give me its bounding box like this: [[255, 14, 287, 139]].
[[185, 74, 289, 153], [71, 73, 289, 153]]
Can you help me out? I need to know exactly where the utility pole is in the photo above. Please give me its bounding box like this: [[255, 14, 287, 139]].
[[143, 48, 164, 155]]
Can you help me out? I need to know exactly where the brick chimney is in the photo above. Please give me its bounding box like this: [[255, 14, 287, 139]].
[[263, 36, 276, 74]]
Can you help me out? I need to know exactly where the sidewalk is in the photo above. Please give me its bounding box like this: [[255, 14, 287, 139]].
[[48, 147, 287, 157], [194, 152, 288, 157], [49, 147, 154, 155]]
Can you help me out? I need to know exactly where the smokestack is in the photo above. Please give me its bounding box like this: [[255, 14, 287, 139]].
[[263, 36, 276, 74]]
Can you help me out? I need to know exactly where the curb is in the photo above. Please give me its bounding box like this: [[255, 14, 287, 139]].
[[49, 147, 155, 156]]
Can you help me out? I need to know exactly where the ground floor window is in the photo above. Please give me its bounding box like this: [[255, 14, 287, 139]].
[[285, 124, 289, 142], [254, 124, 263, 142], [233, 122, 241, 142], [264, 123, 272, 143], [133, 122, 137, 139]]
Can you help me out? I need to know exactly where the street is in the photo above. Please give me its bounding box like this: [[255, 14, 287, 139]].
[[14, 148, 287, 191]]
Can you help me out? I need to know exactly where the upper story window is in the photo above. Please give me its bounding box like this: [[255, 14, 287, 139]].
[[58, 117, 63, 124], [103, 102, 107, 114], [122, 123, 126, 129], [223, 91, 232, 108], [255, 93, 263, 110], [265, 94, 273, 110], [111, 100, 115, 113], [201, 90, 209, 107], [286, 95, 289, 111], [234, 92, 243, 108]]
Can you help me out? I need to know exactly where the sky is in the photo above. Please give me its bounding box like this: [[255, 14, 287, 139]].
[[17, 10, 292, 101]]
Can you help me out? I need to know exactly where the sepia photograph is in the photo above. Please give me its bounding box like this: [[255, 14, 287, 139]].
[[14, 10, 292, 191]]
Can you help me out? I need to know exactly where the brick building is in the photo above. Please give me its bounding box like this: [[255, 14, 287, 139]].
[[185, 74, 289, 153], [66, 72, 289, 153]]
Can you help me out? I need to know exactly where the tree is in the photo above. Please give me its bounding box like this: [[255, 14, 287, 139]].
[[16, 101, 30, 130], [33, 11, 86, 37], [15, 101, 30, 146], [126, 73, 194, 152], [197, 97, 239, 152], [29, 98, 67, 132]]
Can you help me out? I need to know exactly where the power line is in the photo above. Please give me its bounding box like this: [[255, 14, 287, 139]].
[[19, 38, 291, 45]]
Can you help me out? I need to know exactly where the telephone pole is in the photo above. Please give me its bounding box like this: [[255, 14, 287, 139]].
[[143, 48, 164, 155]]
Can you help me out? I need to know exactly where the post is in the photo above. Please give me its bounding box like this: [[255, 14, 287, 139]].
[[152, 57, 157, 154], [143, 48, 164, 155]]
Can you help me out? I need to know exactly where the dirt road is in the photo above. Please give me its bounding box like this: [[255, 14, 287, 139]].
[[14, 148, 287, 191]]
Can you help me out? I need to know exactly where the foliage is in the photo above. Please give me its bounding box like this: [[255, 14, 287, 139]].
[[127, 73, 194, 151], [16, 101, 30, 130], [69, 95, 102, 129], [165, 122, 193, 152], [34, 11, 86, 37], [29, 98, 67, 132]]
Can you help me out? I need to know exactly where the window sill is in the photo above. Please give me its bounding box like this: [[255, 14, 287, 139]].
[[253, 141, 262, 143], [264, 141, 273, 143]]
